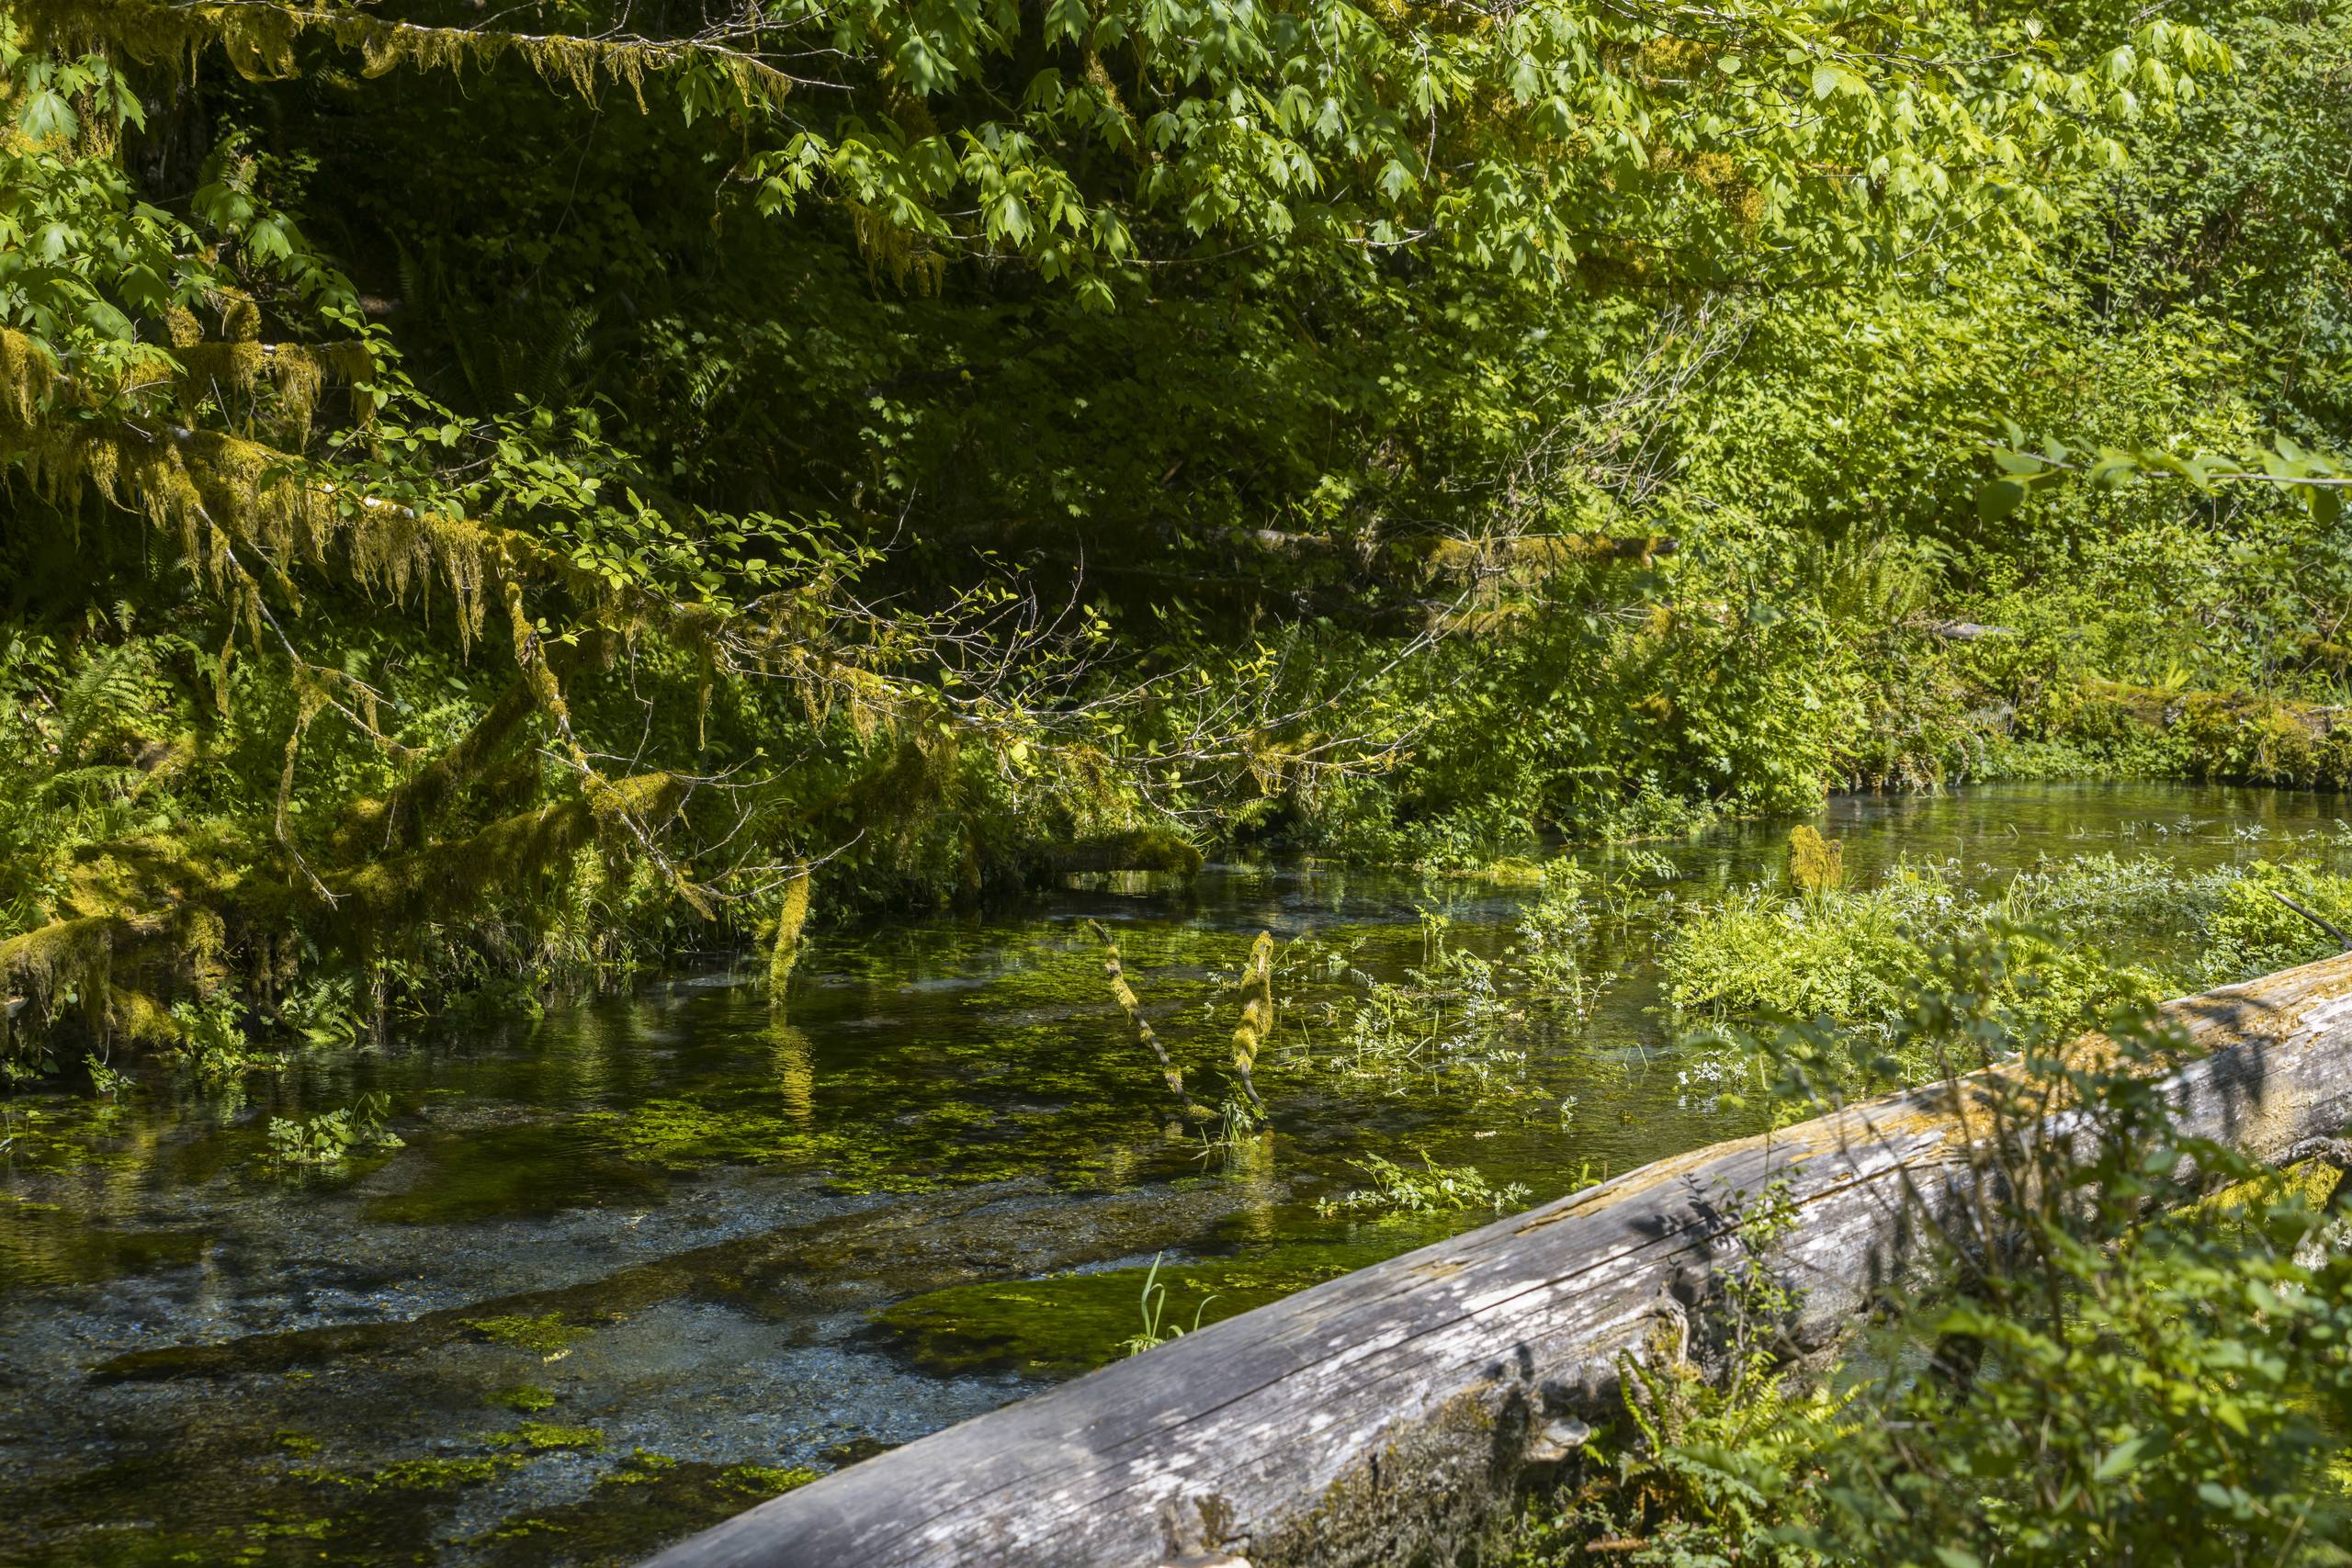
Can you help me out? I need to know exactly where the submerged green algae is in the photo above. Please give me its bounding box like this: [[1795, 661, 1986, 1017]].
[[486, 1421, 605, 1451], [484, 1383, 559, 1413], [464, 1313, 594, 1358], [869, 1225, 1461, 1375], [362, 1121, 671, 1225], [473, 1450, 819, 1567], [572, 1090, 1142, 1194]]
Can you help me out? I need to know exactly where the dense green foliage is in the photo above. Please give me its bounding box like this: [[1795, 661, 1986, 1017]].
[[0, 0, 2344, 1080], [1519, 934, 2352, 1567], [1662, 851, 2352, 1060]]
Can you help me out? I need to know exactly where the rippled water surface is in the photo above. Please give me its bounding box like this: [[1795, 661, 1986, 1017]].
[[3, 783, 2343, 1565]]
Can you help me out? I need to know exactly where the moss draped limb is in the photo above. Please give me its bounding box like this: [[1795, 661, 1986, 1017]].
[[324, 773, 688, 952], [1083, 918, 1209, 1122], [1229, 930, 1274, 1114]]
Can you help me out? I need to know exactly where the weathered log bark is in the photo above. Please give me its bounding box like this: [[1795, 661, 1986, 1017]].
[[647, 953, 2352, 1568], [1911, 617, 2018, 641]]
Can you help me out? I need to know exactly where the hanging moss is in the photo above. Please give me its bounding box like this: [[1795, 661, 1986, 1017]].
[[768, 868, 811, 998], [327, 773, 687, 953], [1788, 825, 1844, 895], [16, 0, 800, 112]]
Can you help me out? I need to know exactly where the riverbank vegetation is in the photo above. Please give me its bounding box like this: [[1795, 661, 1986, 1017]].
[[1515, 931, 2352, 1568], [4, 0, 2350, 1076], [1498, 840, 2352, 1564]]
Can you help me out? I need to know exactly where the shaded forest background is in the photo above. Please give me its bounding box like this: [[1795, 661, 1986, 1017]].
[[1, 0, 2346, 1064]]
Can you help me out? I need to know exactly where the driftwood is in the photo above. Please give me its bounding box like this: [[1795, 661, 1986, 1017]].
[[648, 953, 2352, 1568]]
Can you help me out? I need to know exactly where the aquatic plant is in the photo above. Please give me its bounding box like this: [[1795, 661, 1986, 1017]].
[[1116, 1252, 1219, 1358], [1513, 862, 1622, 1022], [1314, 1151, 1531, 1219], [84, 1053, 132, 1099], [265, 1090, 404, 1167], [173, 990, 260, 1080]]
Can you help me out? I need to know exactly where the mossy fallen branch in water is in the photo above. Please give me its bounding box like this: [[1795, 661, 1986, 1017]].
[[1082, 918, 1211, 1122], [1228, 930, 1274, 1115]]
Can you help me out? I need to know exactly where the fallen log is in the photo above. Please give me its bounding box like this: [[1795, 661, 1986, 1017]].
[[647, 953, 2352, 1568]]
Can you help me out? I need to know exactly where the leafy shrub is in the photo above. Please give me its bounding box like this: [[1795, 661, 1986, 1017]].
[[2202, 860, 2352, 979], [1313, 1150, 1530, 1218], [265, 1091, 404, 1167], [171, 992, 259, 1080], [278, 972, 368, 1046], [1521, 933, 2352, 1567], [1663, 853, 2352, 1074]]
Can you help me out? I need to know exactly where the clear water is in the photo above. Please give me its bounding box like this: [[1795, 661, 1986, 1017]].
[[1, 783, 2341, 1565]]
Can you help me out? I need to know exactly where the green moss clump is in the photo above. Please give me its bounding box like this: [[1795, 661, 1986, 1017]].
[[599, 1448, 681, 1484], [488, 1421, 605, 1451], [372, 1452, 526, 1490], [721, 1463, 820, 1495], [484, 1383, 559, 1413], [1786, 825, 1844, 894], [463, 1313, 590, 1357]]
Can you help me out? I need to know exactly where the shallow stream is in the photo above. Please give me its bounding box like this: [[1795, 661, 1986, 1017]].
[[3, 783, 2343, 1566]]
